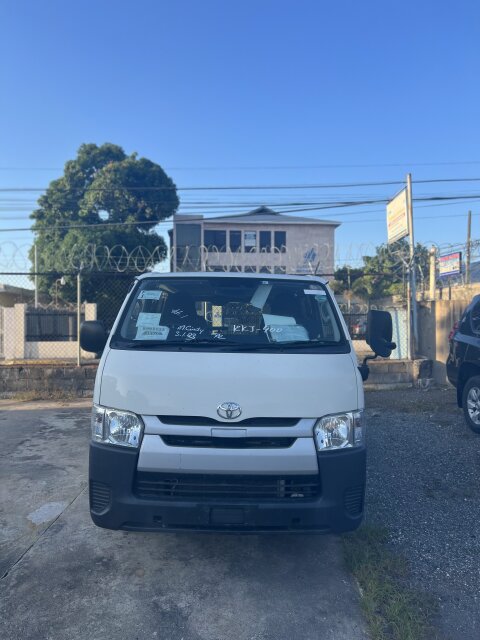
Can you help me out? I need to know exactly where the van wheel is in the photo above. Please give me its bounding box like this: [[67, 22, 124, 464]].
[[462, 376, 480, 434]]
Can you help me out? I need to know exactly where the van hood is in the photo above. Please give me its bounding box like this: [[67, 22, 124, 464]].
[[99, 349, 360, 420]]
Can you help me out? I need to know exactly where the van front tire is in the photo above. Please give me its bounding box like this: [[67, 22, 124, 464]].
[[462, 376, 480, 434]]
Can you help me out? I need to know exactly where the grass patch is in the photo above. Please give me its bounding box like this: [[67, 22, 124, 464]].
[[342, 526, 437, 640], [10, 389, 81, 403]]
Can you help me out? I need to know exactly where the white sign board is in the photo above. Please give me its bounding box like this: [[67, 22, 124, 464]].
[[386, 189, 409, 244], [439, 252, 462, 278]]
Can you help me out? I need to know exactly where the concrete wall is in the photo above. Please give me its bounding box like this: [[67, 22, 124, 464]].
[[25, 341, 84, 360], [0, 358, 428, 397], [434, 283, 480, 301], [418, 299, 470, 384], [0, 364, 97, 398], [2, 303, 97, 362], [4, 304, 26, 360], [364, 358, 432, 390]]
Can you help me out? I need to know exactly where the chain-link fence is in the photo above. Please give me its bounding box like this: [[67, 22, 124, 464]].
[[0, 271, 136, 364], [0, 237, 475, 364]]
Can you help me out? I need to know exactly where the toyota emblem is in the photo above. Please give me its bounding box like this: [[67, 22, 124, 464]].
[[217, 402, 242, 420]]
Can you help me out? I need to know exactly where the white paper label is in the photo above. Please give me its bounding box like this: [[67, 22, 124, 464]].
[[270, 324, 309, 343], [263, 314, 296, 326], [138, 290, 161, 300], [136, 312, 161, 327], [304, 289, 326, 296], [135, 325, 170, 340]]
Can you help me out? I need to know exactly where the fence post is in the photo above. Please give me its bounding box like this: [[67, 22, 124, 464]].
[[429, 246, 436, 301], [34, 242, 38, 308], [77, 271, 81, 366]]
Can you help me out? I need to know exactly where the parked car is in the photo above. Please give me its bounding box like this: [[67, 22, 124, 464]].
[[447, 295, 480, 433], [81, 272, 394, 534], [351, 318, 367, 340]]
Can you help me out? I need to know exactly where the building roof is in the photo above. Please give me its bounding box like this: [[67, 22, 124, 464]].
[[175, 206, 340, 226]]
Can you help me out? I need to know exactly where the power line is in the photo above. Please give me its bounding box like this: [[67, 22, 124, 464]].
[[3, 159, 480, 171], [0, 192, 478, 228], [0, 205, 476, 234], [3, 176, 480, 193], [0, 180, 405, 192]]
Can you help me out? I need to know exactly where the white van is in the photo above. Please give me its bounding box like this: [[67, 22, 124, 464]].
[[81, 272, 394, 533]]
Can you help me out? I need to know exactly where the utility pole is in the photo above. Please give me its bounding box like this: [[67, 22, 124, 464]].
[[406, 173, 417, 358], [34, 242, 38, 308], [77, 270, 82, 367], [172, 214, 177, 272], [466, 210, 472, 285], [347, 267, 351, 312]]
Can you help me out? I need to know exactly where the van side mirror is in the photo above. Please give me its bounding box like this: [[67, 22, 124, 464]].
[[80, 321, 108, 353], [358, 310, 397, 382], [366, 310, 396, 358]]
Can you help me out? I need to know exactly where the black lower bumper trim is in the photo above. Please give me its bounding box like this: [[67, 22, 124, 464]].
[[89, 442, 366, 534]]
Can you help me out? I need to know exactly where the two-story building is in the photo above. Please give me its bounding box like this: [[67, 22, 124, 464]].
[[169, 206, 340, 276]]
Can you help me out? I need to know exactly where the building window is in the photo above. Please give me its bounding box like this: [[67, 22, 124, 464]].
[[229, 230, 242, 253], [259, 230, 271, 253], [274, 231, 286, 253], [204, 230, 227, 252], [274, 266, 287, 274], [244, 231, 257, 253], [244, 266, 257, 273], [259, 266, 271, 273]]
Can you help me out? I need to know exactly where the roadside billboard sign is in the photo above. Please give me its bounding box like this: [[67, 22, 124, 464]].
[[386, 188, 409, 244], [439, 252, 462, 278]]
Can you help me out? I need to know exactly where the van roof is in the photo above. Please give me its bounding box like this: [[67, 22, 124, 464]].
[[136, 271, 328, 285]]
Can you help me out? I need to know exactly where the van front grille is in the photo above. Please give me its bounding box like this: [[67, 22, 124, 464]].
[[157, 416, 299, 427], [134, 472, 320, 501], [161, 435, 296, 449]]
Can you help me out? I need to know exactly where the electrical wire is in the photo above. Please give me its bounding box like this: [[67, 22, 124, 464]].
[[3, 159, 480, 170]]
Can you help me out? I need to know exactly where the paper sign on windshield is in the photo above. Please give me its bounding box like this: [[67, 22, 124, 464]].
[[135, 325, 170, 340], [270, 325, 309, 343], [138, 290, 161, 300], [212, 305, 223, 327], [136, 312, 161, 327]]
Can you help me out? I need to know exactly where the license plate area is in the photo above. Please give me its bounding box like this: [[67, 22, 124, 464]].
[[210, 507, 245, 525]]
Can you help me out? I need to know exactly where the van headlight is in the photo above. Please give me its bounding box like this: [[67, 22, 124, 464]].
[[91, 404, 144, 448], [313, 410, 364, 451]]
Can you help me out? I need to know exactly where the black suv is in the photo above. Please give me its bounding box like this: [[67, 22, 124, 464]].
[[447, 295, 480, 433]]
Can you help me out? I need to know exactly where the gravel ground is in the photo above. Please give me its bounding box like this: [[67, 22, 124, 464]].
[[365, 386, 480, 640]]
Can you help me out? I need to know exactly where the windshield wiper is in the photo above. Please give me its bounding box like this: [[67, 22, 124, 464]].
[[270, 340, 338, 348], [121, 338, 240, 349], [117, 338, 339, 350]]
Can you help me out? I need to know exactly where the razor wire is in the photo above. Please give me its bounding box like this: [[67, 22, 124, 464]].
[[0, 239, 478, 275]]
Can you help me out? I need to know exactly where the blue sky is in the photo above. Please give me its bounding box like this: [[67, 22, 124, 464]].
[[1, 0, 480, 270]]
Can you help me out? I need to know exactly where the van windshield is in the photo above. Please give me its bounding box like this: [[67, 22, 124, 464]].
[[111, 277, 348, 352]]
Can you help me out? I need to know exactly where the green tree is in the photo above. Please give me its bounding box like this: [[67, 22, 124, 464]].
[[29, 143, 179, 318], [335, 240, 429, 300], [354, 239, 429, 299], [330, 266, 364, 295]]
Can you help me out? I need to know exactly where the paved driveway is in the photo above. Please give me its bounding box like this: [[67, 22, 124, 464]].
[[0, 401, 367, 640]]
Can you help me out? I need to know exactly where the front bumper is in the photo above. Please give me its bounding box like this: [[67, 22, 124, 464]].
[[89, 442, 366, 534]]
